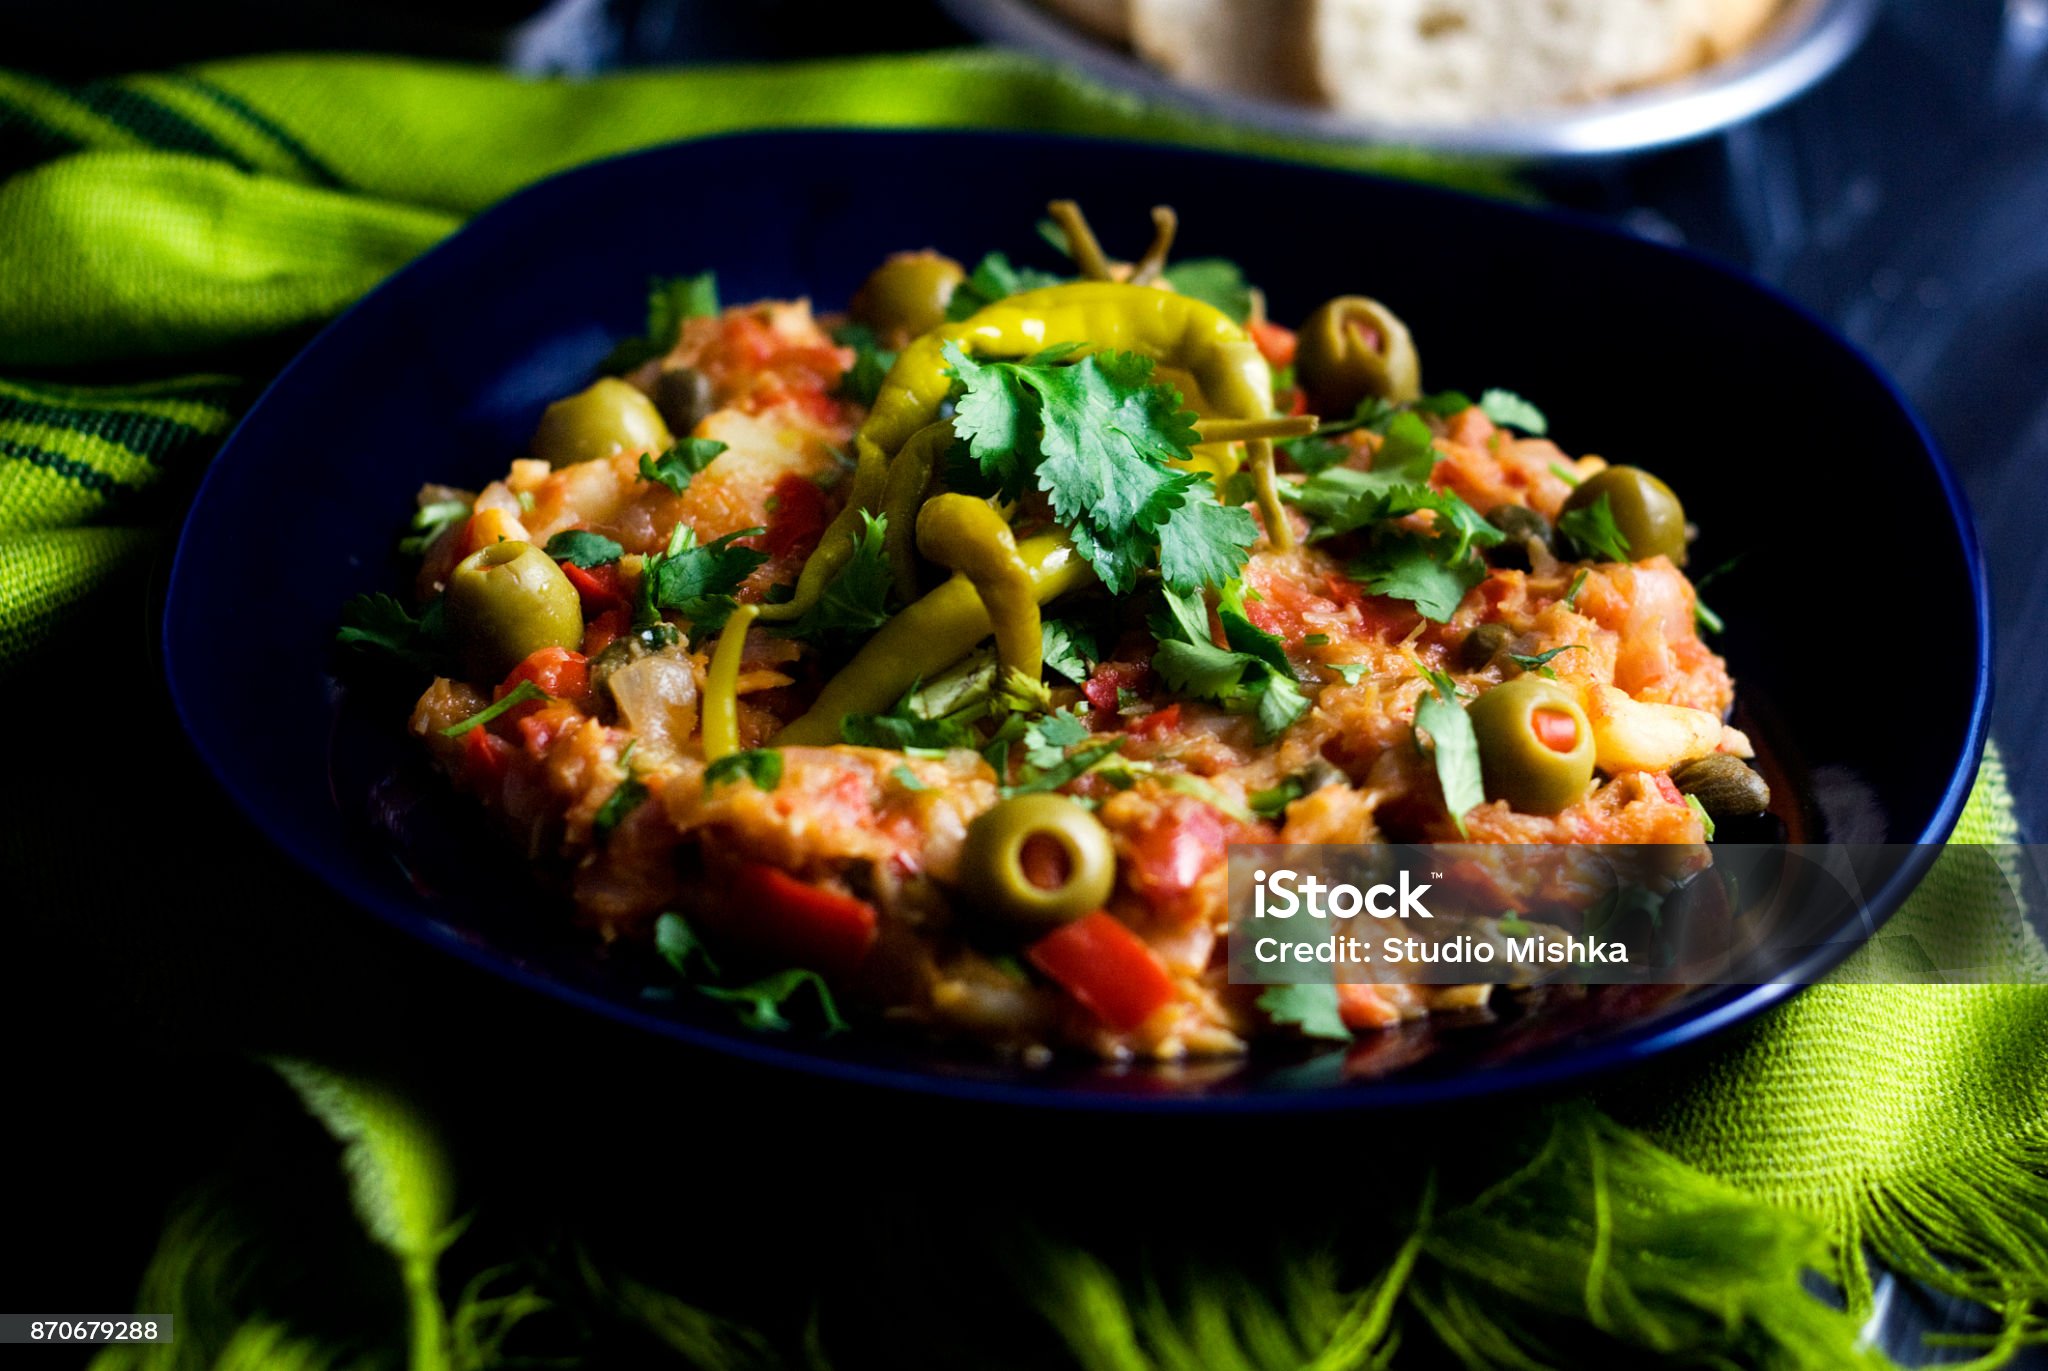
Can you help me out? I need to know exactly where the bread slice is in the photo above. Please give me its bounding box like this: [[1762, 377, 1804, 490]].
[[1117, 0, 1782, 123]]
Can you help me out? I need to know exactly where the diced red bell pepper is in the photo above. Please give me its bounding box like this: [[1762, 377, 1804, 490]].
[[460, 725, 514, 786], [723, 863, 879, 978], [1248, 318, 1297, 368], [1127, 703, 1182, 739], [1082, 659, 1155, 728], [1127, 797, 1230, 909], [581, 606, 631, 657], [501, 646, 589, 709], [562, 560, 627, 611], [763, 473, 834, 560], [1028, 911, 1177, 1033]]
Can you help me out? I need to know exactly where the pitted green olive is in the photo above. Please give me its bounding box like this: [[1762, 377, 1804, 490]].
[[1468, 677, 1596, 816], [531, 378, 674, 469], [1562, 466, 1688, 566], [957, 793, 1116, 929], [445, 539, 584, 682], [851, 250, 966, 342], [1295, 295, 1421, 415]]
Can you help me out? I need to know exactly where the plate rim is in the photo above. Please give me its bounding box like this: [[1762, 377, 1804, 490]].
[[162, 127, 1993, 1113], [937, 0, 1881, 158]]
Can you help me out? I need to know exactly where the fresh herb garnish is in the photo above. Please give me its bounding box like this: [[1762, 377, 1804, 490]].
[[399, 499, 469, 556], [785, 511, 892, 646], [841, 689, 979, 751], [593, 741, 648, 842], [945, 252, 1065, 321], [1507, 644, 1584, 679], [603, 272, 719, 373], [1414, 672, 1484, 838], [1247, 777, 1306, 819], [1040, 618, 1100, 686], [703, 748, 783, 793], [1257, 983, 1351, 1041], [1327, 662, 1369, 685], [543, 529, 624, 569], [654, 911, 718, 978], [1001, 740, 1123, 797], [439, 679, 549, 738], [1149, 584, 1310, 743], [833, 322, 896, 407], [1160, 258, 1253, 323], [1479, 389, 1548, 435], [637, 522, 768, 633], [638, 438, 729, 496], [336, 593, 449, 675], [1564, 568, 1589, 609], [890, 765, 929, 792], [1686, 793, 1717, 841], [1498, 911, 1533, 938], [701, 969, 848, 1034], [945, 341, 1257, 595], [1557, 493, 1632, 563]]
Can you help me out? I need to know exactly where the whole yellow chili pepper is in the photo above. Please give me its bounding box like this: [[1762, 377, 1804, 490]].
[[700, 603, 757, 762], [771, 532, 1095, 746], [755, 281, 1288, 626], [880, 420, 952, 601], [915, 494, 1041, 683]]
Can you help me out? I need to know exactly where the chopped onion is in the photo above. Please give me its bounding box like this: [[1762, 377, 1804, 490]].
[[606, 653, 699, 759]]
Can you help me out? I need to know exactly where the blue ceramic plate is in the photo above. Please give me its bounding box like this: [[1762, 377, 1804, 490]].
[[163, 131, 1990, 1111]]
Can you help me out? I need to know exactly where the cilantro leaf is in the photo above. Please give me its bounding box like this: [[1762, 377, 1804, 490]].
[[639, 438, 729, 496], [1557, 493, 1632, 562], [439, 679, 549, 738], [399, 499, 469, 556], [1279, 434, 1353, 475], [1479, 388, 1548, 435], [593, 745, 649, 844], [1150, 584, 1309, 743], [1352, 533, 1488, 622], [840, 692, 978, 750], [654, 911, 718, 978], [1415, 682, 1484, 837], [1002, 740, 1123, 797], [1257, 983, 1351, 1041], [786, 511, 892, 645], [1564, 568, 1589, 608], [945, 252, 1065, 321], [604, 272, 719, 373], [890, 764, 929, 792], [544, 529, 624, 569], [336, 593, 449, 675], [1247, 777, 1306, 819], [704, 748, 783, 793], [832, 322, 896, 407], [945, 343, 1249, 595], [1411, 390, 1475, 417], [1161, 258, 1253, 323], [1040, 618, 1099, 685], [700, 968, 848, 1034], [1507, 644, 1584, 676], [639, 523, 768, 633]]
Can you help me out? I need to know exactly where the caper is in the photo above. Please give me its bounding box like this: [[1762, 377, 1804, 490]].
[[444, 540, 585, 682], [588, 622, 684, 700], [851, 250, 966, 342], [1295, 295, 1422, 416], [530, 378, 674, 469], [1562, 466, 1688, 566], [1671, 754, 1771, 820], [650, 366, 715, 435], [957, 793, 1117, 930], [1460, 622, 1513, 669], [1485, 505, 1554, 571], [1467, 677, 1596, 816]]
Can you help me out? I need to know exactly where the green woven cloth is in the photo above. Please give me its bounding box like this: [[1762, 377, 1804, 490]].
[[5, 54, 2042, 1370]]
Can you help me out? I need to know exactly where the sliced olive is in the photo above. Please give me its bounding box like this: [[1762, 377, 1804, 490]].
[[1672, 754, 1771, 820], [1295, 295, 1421, 415], [1468, 677, 1596, 816], [650, 366, 715, 435], [957, 793, 1116, 930], [1460, 622, 1512, 669], [1485, 504, 1554, 571], [851, 250, 966, 342], [531, 378, 674, 469], [445, 540, 585, 682], [1562, 466, 1688, 566]]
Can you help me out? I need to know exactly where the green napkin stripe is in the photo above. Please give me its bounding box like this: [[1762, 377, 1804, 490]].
[[124, 74, 322, 184], [69, 78, 259, 170], [0, 377, 237, 462], [0, 70, 142, 162], [160, 73, 344, 188]]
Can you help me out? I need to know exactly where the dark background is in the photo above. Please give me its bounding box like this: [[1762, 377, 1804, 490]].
[[2, 0, 2043, 1365]]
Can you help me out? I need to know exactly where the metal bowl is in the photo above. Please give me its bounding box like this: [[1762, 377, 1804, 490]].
[[938, 0, 1880, 158]]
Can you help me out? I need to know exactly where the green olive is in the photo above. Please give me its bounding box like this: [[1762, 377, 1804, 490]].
[[531, 378, 674, 469], [957, 793, 1116, 930], [1561, 466, 1688, 566], [850, 250, 966, 341], [1460, 622, 1512, 669], [1671, 754, 1771, 821], [1468, 677, 1596, 816], [1295, 295, 1422, 415], [445, 539, 585, 682], [1485, 504, 1554, 571]]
